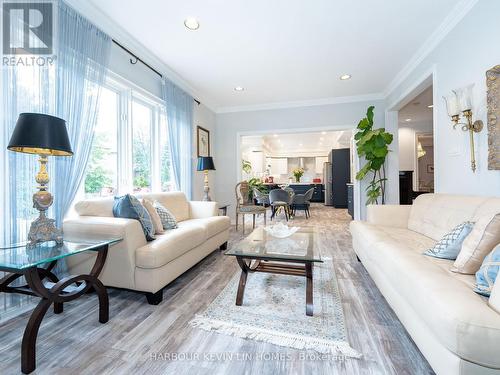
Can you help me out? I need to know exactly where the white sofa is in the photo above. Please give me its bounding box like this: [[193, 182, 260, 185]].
[[350, 194, 500, 375], [63, 192, 230, 304]]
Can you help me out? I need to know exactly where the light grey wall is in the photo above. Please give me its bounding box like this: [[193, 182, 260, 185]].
[[386, 0, 500, 196], [215, 99, 387, 220], [193, 104, 217, 200]]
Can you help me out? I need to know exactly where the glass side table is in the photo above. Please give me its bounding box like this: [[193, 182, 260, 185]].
[[0, 237, 121, 374]]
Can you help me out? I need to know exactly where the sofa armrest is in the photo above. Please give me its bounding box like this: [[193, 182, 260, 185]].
[[189, 201, 218, 219], [489, 277, 500, 314], [366, 204, 411, 228], [63, 216, 147, 274]]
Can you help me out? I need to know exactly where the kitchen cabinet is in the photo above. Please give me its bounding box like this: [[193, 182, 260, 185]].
[[315, 156, 328, 174], [269, 158, 288, 175], [248, 151, 264, 173]]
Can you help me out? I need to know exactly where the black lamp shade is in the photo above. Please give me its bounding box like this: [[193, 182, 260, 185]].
[[7, 113, 73, 156], [197, 156, 215, 171]]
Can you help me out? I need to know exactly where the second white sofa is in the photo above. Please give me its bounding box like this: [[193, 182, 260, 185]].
[[63, 192, 230, 304], [350, 193, 500, 375]]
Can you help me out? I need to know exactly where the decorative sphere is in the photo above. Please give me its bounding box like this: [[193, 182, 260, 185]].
[[33, 191, 53, 210]]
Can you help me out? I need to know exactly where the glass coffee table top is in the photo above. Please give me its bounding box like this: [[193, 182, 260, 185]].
[[0, 237, 122, 271], [225, 226, 322, 262]]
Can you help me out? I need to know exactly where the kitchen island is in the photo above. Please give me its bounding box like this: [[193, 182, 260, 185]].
[[262, 183, 324, 203]]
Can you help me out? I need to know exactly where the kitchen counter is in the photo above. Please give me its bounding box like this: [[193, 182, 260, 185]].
[[263, 182, 322, 185]]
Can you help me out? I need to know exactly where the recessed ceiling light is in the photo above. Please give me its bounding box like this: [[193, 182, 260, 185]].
[[234, 86, 244, 92], [321, 131, 327, 135], [405, 118, 412, 122], [340, 74, 351, 80], [299, 143, 303, 147], [273, 134, 278, 137], [428, 104, 434, 108], [184, 17, 200, 30]]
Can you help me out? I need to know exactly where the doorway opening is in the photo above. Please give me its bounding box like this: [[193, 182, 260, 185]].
[[397, 85, 435, 204]]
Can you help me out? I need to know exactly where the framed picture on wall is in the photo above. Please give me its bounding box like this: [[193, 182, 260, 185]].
[[197, 126, 210, 157], [427, 164, 434, 173]]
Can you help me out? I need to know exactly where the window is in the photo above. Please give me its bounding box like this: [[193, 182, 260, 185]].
[[159, 112, 174, 192], [84, 87, 119, 198], [81, 75, 173, 198], [132, 99, 153, 192]]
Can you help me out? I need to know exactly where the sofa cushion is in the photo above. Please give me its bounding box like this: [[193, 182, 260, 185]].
[[75, 197, 114, 217], [153, 200, 178, 229], [138, 192, 190, 222], [135, 225, 205, 268], [408, 194, 500, 241], [453, 213, 500, 274], [474, 244, 500, 297], [424, 221, 474, 260], [351, 221, 500, 368], [178, 216, 231, 238], [141, 199, 164, 234], [113, 195, 155, 241]]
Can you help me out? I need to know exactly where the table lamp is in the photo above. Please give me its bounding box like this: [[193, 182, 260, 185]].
[[8, 113, 73, 247], [197, 156, 215, 201]]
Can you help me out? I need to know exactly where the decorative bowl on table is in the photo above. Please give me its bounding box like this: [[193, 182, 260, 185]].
[[263, 222, 300, 238]]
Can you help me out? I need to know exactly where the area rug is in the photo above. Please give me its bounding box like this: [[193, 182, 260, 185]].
[[190, 257, 361, 358]]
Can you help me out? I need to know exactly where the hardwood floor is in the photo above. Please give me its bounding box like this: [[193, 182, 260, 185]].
[[0, 205, 434, 375]]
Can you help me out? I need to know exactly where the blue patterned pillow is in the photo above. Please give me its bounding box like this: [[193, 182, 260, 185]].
[[474, 244, 500, 297], [113, 194, 155, 241], [424, 222, 474, 260], [153, 200, 177, 230]]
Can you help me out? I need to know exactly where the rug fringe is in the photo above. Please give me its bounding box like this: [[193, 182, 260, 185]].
[[190, 315, 362, 359]]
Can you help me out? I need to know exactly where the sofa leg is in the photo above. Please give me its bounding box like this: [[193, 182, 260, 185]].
[[145, 290, 163, 305], [220, 241, 228, 250], [356, 255, 361, 262]]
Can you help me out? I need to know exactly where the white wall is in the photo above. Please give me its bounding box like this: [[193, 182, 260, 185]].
[[386, 0, 500, 196], [215, 99, 386, 220], [399, 127, 416, 172]]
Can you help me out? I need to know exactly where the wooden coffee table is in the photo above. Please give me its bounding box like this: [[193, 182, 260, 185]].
[[225, 227, 322, 316]]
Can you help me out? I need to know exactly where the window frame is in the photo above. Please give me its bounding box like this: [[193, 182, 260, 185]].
[[82, 71, 172, 198]]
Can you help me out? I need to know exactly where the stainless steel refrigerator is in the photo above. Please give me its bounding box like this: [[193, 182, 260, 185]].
[[323, 162, 333, 205]]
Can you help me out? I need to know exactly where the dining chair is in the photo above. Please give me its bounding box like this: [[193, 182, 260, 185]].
[[235, 181, 267, 234], [292, 187, 314, 218], [269, 189, 293, 221]]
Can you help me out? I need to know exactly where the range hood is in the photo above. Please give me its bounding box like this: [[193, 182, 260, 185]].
[[298, 157, 305, 169]]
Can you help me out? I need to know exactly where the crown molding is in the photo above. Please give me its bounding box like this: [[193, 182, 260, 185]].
[[216, 93, 384, 114], [383, 0, 479, 98], [63, 0, 218, 112]]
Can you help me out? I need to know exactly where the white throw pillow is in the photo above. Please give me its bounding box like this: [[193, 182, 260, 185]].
[[141, 199, 164, 235], [452, 213, 500, 274]]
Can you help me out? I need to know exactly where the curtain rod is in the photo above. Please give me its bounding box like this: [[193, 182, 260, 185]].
[[112, 39, 201, 105]]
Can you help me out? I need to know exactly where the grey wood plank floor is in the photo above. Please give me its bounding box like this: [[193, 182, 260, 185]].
[[0, 205, 434, 375]]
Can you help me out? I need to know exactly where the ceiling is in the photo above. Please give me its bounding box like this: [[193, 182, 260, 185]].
[[398, 86, 433, 129], [89, 0, 461, 110], [242, 130, 352, 156]]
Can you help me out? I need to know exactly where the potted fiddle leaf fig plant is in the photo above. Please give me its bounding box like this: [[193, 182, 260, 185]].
[[354, 106, 393, 205]]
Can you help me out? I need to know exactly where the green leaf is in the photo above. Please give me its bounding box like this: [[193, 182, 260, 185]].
[[372, 147, 388, 158], [357, 118, 370, 130], [370, 157, 385, 170], [366, 106, 374, 125], [382, 132, 394, 145], [355, 163, 371, 180]]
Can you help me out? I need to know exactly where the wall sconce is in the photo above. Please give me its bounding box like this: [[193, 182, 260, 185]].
[[443, 84, 483, 172]]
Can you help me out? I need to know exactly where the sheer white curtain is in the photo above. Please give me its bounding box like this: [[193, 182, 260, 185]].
[[161, 78, 194, 199]]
